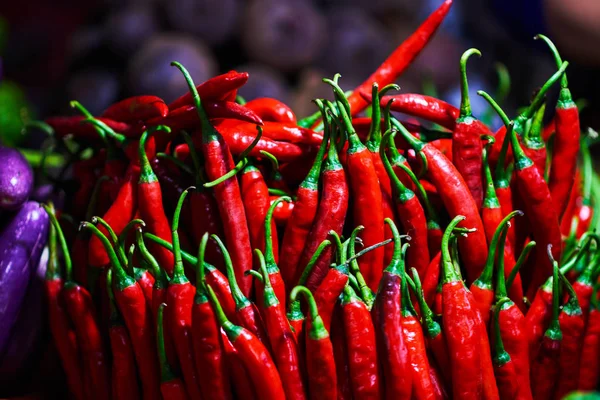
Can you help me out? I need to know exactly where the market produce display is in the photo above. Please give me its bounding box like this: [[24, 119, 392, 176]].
[[2, 0, 600, 398]]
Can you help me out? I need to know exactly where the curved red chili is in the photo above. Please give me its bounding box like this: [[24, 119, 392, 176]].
[[102, 95, 168, 123], [241, 162, 275, 259], [156, 303, 190, 400], [578, 288, 600, 390], [490, 299, 521, 400], [173, 61, 254, 295], [244, 97, 297, 124], [168, 70, 249, 110]]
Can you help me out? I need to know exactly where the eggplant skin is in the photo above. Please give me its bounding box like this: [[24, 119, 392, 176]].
[[0, 202, 48, 356], [0, 146, 34, 210]]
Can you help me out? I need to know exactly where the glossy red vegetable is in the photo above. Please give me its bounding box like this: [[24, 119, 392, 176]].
[[102, 95, 169, 123], [244, 97, 297, 124]]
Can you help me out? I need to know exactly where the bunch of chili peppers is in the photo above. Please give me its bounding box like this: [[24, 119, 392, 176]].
[[34, 1, 600, 398]]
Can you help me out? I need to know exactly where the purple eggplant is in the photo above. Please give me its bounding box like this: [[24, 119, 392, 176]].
[[0, 246, 48, 378], [0, 146, 34, 210], [0, 201, 48, 355]]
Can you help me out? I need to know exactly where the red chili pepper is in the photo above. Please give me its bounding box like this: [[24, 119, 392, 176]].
[[163, 189, 203, 399], [156, 304, 190, 400], [490, 299, 521, 400], [211, 234, 270, 346], [46, 115, 136, 140], [88, 165, 139, 268], [537, 35, 580, 219], [554, 268, 586, 399], [168, 70, 249, 110], [137, 127, 176, 275], [327, 79, 385, 291], [217, 119, 321, 145], [453, 48, 484, 209], [44, 213, 85, 400], [291, 286, 337, 400], [570, 238, 599, 323], [82, 222, 162, 400], [298, 103, 349, 290], [412, 267, 452, 389], [345, 0, 453, 116], [530, 257, 561, 399], [192, 233, 232, 400], [330, 305, 352, 400], [338, 283, 381, 398], [480, 93, 564, 297], [254, 249, 306, 400], [174, 62, 254, 295], [105, 269, 141, 400], [422, 251, 441, 307], [440, 216, 483, 398], [270, 195, 294, 225], [372, 219, 413, 398], [400, 264, 437, 399], [279, 110, 329, 288], [207, 280, 286, 398], [221, 331, 257, 399], [525, 274, 555, 361], [470, 211, 522, 326], [43, 208, 111, 400], [394, 120, 487, 283], [244, 97, 297, 124], [492, 230, 532, 399], [241, 162, 274, 259], [381, 129, 431, 277], [102, 95, 168, 123], [578, 289, 600, 390]]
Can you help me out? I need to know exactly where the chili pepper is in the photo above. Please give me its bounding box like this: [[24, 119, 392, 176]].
[[422, 251, 441, 307], [381, 129, 430, 277], [400, 263, 437, 399], [395, 161, 442, 256], [480, 95, 563, 297], [206, 281, 286, 398], [493, 132, 516, 250], [168, 70, 249, 110], [137, 126, 176, 275], [554, 267, 586, 399], [128, 244, 155, 309], [156, 303, 190, 400], [254, 249, 306, 400], [570, 235, 599, 323], [219, 331, 257, 400], [270, 195, 294, 225], [522, 101, 547, 176], [526, 270, 559, 361], [453, 48, 484, 209], [243, 97, 297, 124], [578, 286, 600, 390], [141, 231, 238, 319], [43, 206, 111, 400], [241, 161, 275, 258], [574, 142, 594, 237], [470, 211, 522, 326], [482, 143, 506, 242], [530, 255, 561, 399], [211, 234, 270, 346], [536, 35, 580, 219], [393, 119, 487, 283], [88, 165, 139, 268], [191, 233, 232, 400], [372, 218, 413, 399], [298, 100, 349, 290], [221, 119, 324, 145], [258, 197, 290, 308], [46, 115, 135, 140], [441, 215, 483, 398], [490, 298, 521, 400], [412, 267, 452, 389], [162, 188, 203, 399], [312, 232, 349, 332], [345, 0, 453, 116], [327, 78, 385, 291], [44, 210, 85, 400], [290, 286, 337, 400], [105, 269, 141, 400], [173, 62, 254, 296], [338, 282, 381, 398], [492, 228, 532, 399], [102, 95, 168, 123], [81, 222, 162, 400], [279, 102, 329, 288]]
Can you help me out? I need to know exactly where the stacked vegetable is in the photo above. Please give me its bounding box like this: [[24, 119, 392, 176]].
[[6, 0, 600, 398]]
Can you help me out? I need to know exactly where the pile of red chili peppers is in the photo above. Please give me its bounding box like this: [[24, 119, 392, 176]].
[[37, 1, 600, 398]]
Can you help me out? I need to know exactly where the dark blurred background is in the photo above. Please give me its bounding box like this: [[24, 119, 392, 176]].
[[0, 0, 599, 145]]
